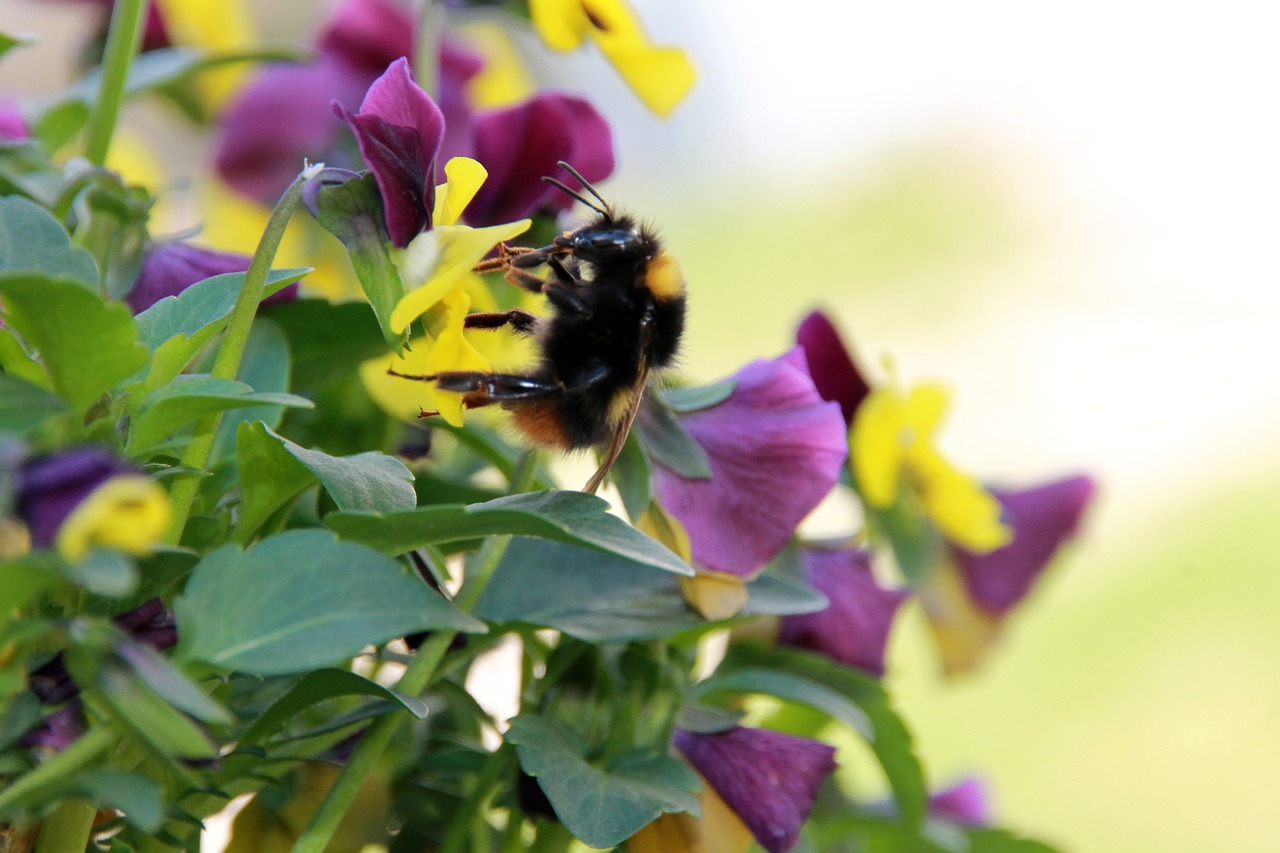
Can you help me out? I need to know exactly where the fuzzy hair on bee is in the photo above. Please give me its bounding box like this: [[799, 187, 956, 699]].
[[388, 161, 687, 493]]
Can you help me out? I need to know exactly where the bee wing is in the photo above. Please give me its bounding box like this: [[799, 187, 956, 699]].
[[583, 359, 651, 494]]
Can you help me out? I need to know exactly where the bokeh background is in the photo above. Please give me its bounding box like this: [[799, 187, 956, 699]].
[[4, 1, 1278, 851]]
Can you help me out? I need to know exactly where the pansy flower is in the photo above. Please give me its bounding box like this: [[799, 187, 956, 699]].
[[14, 447, 170, 562], [923, 475, 1094, 674], [777, 546, 908, 677], [127, 241, 298, 313], [653, 350, 847, 580], [794, 310, 870, 427], [530, 0, 696, 116], [0, 99, 27, 140], [929, 777, 990, 826], [670, 726, 837, 853], [360, 157, 530, 425]]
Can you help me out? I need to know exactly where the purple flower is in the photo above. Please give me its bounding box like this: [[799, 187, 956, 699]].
[[929, 777, 990, 826], [53, 0, 171, 52], [0, 99, 27, 140], [464, 94, 615, 226], [15, 448, 133, 549], [314, 0, 415, 75], [951, 475, 1095, 616], [794, 310, 871, 427], [653, 349, 847, 578], [20, 702, 86, 754], [778, 547, 908, 676], [334, 57, 445, 248], [128, 242, 299, 313], [674, 726, 837, 853]]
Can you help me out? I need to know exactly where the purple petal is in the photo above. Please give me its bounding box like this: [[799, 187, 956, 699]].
[[675, 726, 837, 853], [436, 37, 486, 172], [0, 99, 27, 140], [129, 242, 278, 313], [20, 702, 86, 754], [951, 475, 1095, 615], [15, 448, 133, 548], [653, 349, 848, 577], [465, 93, 614, 226], [336, 58, 444, 247], [778, 548, 908, 676], [929, 777, 990, 826], [215, 58, 369, 205], [316, 0, 415, 75], [795, 310, 870, 426]]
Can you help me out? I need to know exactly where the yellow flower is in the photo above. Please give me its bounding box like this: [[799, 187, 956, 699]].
[[455, 22, 536, 109], [366, 157, 530, 426], [154, 0, 255, 110], [55, 476, 171, 563], [918, 560, 1000, 677], [529, 0, 695, 116], [851, 380, 1011, 553], [629, 772, 754, 853], [638, 501, 747, 621]]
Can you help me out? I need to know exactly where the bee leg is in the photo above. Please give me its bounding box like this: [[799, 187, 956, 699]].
[[504, 266, 554, 294], [544, 283, 589, 316], [463, 309, 539, 335], [429, 372, 561, 404], [545, 256, 580, 285]]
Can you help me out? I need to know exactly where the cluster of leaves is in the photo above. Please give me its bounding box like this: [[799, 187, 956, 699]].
[[0, 3, 1084, 853]]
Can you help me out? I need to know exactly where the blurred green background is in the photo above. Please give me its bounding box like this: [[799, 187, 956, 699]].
[[4, 1, 1278, 850]]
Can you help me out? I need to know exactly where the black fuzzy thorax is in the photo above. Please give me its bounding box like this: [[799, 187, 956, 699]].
[[532, 214, 686, 448]]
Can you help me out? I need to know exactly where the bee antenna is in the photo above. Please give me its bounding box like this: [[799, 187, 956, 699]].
[[542, 176, 610, 218], [552, 160, 616, 219]]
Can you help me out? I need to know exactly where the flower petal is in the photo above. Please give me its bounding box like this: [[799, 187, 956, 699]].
[[912, 449, 1011, 553], [336, 57, 445, 248], [466, 93, 614, 226], [654, 350, 847, 577], [0, 98, 27, 140], [778, 547, 908, 676], [433, 157, 489, 226], [794, 310, 870, 427], [316, 0, 414, 76], [593, 40, 695, 117], [629, 774, 755, 853], [55, 475, 171, 562], [16, 448, 134, 548], [674, 726, 837, 853], [850, 385, 906, 508], [952, 475, 1095, 614], [129, 242, 265, 314], [680, 570, 749, 621], [929, 777, 990, 826], [528, 0, 591, 51]]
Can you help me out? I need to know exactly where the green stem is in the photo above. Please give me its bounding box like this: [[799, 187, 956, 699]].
[[291, 453, 538, 853], [160, 166, 318, 546], [83, 0, 146, 165], [438, 744, 514, 853], [0, 724, 116, 812], [413, 0, 439, 98], [34, 799, 96, 853]]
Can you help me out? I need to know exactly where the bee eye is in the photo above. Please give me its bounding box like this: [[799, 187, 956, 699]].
[[574, 229, 640, 255]]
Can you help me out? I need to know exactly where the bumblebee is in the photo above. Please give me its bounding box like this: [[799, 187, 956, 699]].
[[389, 162, 687, 493]]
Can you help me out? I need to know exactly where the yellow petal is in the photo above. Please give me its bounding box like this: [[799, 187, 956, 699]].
[[629, 771, 754, 853], [850, 385, 906, 508], [433, 157, 489, 226], [55, 476, 171, 563], [595, 40, 696, 116], [913, 450, 1012, 553], [529, 0, 591, 51], [456, 23, 535, 109], [680, 570, 749, 622], [636, 502, 693, 563], [391, 220, 531, 332], [462, 274, 540, 370], [918, 560, 1001, 677], [902, 381, 949, 444], [154, 0, 255, 109]]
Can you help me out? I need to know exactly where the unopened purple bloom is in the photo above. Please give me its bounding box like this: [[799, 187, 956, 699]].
[[20, 702, 86, 754], [335, 57, 445, 248], [653, 349, 847, 577], [0, 99, 27, 140], [778, 547, 907, 676], [464, 94, 615, 226], [674, 726, 837, 853], [15, 448, 132, 548], [795, 310, 870, 427], [929, 777, 990, 826], [951, 475, 1095, 615], [129, 242, 298, 313]]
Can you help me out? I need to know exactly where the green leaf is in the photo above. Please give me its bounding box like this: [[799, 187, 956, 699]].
[[0, 195, 98, 288], [634, 393, 711, 479], [0, 31, 34, 60], [0, 373, 68, 434], [0, 326, 50, 386], [661, 379, 737, 413], [718, 645, 928, 829], [116, 639, 232, 725], [0, 559, 60, 614], [692, 668, 873, 740], [175, 529, 485, 676], [474, 538, 700, 641], [262, 299, 387, 389], [125, 375, 313, 454], [326, 491, 692, 576], [865, 497, 943, 587], [30, 100, 89, 152], [311, 172, 406, 352], [239, 668, 428, 746], [233, 423, 415, 541], [611, 433, 651, 520], [66, 770, 164, 832], [0, 273, 147, 412], [63, 549, 137, 597], [131, 266, 309, 391], [507, 715, 701, 849], [93, 658, 217, 758], [965, 828, 1061, 853], [0, 693, 42, 752]]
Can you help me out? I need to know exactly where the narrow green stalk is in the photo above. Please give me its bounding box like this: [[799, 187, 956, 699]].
[[0, 725, 115, 811], [413, 0, 439, 97], [34, 799, 96, 853], [291, 453, 538, 853], [161, 166, 319, 546], [438, 744, 515, 853], [83, 0, 146, 165]]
